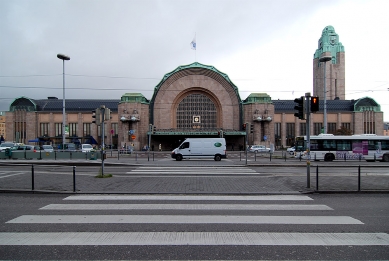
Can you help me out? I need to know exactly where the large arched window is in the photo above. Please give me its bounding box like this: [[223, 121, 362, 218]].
[[176, 93, 217, 129]]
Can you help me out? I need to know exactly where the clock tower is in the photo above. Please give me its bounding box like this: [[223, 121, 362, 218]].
[[313, 26, 345, 100]]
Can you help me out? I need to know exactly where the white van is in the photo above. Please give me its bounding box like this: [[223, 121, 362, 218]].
[[171, 138, 227, 161]]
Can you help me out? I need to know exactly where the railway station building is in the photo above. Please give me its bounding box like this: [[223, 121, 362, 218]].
[[3, 26, 385, 150]]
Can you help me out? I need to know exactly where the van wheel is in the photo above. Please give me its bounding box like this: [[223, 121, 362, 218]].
[[214, 155, 221, 161], [176, 154, 183, 161]]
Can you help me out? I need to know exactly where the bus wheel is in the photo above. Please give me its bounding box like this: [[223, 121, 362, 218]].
[[383, 154, 389, 162], [214, 155, 222, 161], [176, 154, 183, 161], [324, 153, 334, 162]]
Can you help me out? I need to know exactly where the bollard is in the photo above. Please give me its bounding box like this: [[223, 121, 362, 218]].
[[31, 164, 35, 191], [135, 152, 138, 161], [73, 166, 76, 192], [284, 152, 286, 162], [118, 149, 120, 160], [254, 153, 256, 161], [358, 165, 361, 192], [316, 165, 319, 191]]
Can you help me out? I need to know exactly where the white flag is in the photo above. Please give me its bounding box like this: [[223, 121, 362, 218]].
[[190, 36, 196, 50]]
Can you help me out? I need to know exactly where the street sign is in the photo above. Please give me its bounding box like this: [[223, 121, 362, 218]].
[[264, 135, 267, 141], [131, 135, 136, 140]]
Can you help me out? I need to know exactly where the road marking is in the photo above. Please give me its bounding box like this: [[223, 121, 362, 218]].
[[7, 215, 362, 224], [0, 232, 386, 245], [0, 172, 26, 179], [41, 203, 333, 211], [64, 195, 313, 201], [126, 167, 257, 175]]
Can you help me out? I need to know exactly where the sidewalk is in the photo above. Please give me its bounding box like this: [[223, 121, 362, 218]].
[[0, 151, 388, 194]]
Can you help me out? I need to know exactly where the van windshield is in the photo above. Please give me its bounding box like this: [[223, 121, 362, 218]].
[[179, 142, 189, 149]]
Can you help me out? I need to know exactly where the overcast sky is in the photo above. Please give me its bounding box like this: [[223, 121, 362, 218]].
[[1, 0, 388, 121]]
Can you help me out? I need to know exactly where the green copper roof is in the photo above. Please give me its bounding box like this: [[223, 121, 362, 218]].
[[120, 93, 149, 104], [9, 96, 37, 111], [314, 25, 345, 64], [152, 62, 241, 100], [243, 93, 272, 104], [354, 97, 381, 112]]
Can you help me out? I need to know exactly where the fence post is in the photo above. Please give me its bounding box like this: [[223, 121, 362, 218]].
[[316, 165, 319, 191], [31, 164, 34, 191], [344, 153, 346, 161], [284, 152, 286, 162], [358, 165, 361, 192], [73, 166, 76, 192]]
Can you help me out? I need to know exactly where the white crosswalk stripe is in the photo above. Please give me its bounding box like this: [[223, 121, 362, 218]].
[[1, 194, 389, 247], [126, 166, 258, 176]]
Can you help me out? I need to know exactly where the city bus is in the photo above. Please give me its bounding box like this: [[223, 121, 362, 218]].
[[294, 134, 389, 162]]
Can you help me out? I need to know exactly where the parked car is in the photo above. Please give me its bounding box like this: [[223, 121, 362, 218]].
[[11, 145, 35, 151], [81, 144, 94, 153], [0, 142, 15, 151], [249, 145, 271, 153], [42, 145, 54, 152], [287, 146, 295, 155]]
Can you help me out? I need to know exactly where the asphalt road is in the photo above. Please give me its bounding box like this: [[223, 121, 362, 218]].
[[0, 193, 388, 260]]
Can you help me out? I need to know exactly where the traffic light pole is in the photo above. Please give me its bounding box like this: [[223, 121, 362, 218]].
[[305, 92, 311, 188], [100, 105, 106, 177]]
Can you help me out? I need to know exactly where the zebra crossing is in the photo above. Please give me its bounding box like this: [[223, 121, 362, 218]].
[[1, 194, 389, 247], [125, 166, 258, 176]]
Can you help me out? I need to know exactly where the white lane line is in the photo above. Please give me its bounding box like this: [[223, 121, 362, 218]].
[[0, 172, 26, 179], [6, 215, 362, 224], [135, 168, 255, 171], [126, 171, 257, 175], [64, 195, 313, 201], [0, 232, 387, 245], [40, 204, 333, 211]]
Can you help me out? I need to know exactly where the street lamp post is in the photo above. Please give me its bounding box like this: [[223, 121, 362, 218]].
[[319, 55, 331, 134], [57, 54, 70, 150]]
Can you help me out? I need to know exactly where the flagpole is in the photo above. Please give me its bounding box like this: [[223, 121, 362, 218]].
[[195, 32, 197, 62]]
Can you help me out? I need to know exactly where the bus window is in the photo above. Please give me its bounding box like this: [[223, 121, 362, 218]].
[[323, 140, 336, 150], [336, 140, 351, 151]]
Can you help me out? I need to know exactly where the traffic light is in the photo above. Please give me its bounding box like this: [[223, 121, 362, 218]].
[[250, 124, 254, 133], [245, 123, 250, 136], [242, 123, 246, 130], [311, 96, 319, 112], [92, 109, 101, 125], [294, 96, 305, 120], [153, 125, 156, 134], [104, 108, 111, 121]]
